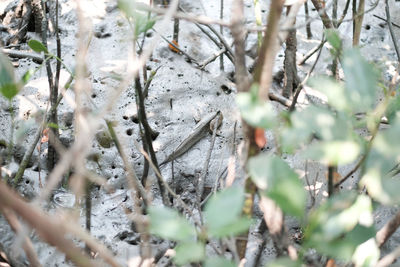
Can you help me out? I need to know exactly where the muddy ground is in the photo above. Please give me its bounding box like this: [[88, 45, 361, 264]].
[[1, 0, 400, 266]]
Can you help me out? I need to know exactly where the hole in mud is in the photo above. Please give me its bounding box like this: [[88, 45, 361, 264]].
[[114, 175, 118, 178], [126, 129, 133, 136], [220, 85, 232, 94], [123, 115, 128, 120], [146, 65, 152, 71], [112, 164, 116, 169], [365, 24, 371, 30], [131, 115, 139, 124], [25, 179, 30, 184], [91, 93, 97, 98], [177, 73, 183, 77], [101, 151, 105, 154], [146, 31, 153, 37]]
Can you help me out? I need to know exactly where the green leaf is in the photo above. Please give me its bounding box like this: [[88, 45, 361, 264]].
[[135, 15, 156, 36], [47, 122, 59, 129], [325, 29, 342, 56], [342, 48, 378, 112], [305, 140, 361, 165], [248, 154, 306, 217], [304, 193, 375, 260], [118, 0, 156, 37], [148, 206, 196, 242], [16, 119, 36, 143], [174, 241, 204, 265], [268, 257, 302, 267], [209, 217, 252, 238], [361, 117, 400, 204], [28, 39, 48, 53], [236, 84, 277, 129], [0, 83, 19, 100], [0, 52, 19, 100], [204, 257, 236, 267], [0, 52, 15, 86], [325, 29, 341, 50], [21, 69, 35, 84], [308, 76, 349, 112], [204, 187, 250, 238], [385, 94, 400, 123], [352, 238, 379, 267]]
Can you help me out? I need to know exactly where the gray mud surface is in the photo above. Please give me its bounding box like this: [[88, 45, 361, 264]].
[[1, 0, 400, 266]]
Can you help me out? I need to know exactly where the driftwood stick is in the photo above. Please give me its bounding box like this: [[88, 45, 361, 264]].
[[199, 47, 226, 69], [197, 113, 220, 203], [2, 48, 44, 63]]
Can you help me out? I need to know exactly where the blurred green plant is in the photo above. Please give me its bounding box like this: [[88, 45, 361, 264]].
[[148, 186, 251, 266], [235, 29, 398, 266]]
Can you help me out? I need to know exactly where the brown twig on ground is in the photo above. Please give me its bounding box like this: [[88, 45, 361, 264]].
[[199, 47, 226, 69], [377, 245, 400, 267], [376, 210, 400, 248], [154, 29, 199, 65], [197, 113, 220, 203], [193, 22, 234, 63], [2, 48, 43, 63], [290, 34, 324, 112]]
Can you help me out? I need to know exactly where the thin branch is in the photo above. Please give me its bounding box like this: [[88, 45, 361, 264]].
[[0, 181, 97, 267], [106, 121, 148, 210], [376, 210, 400, 248], [134, 2, 231, 27], [376, 245, 400, 267], [289, 34, 325, 112], [0, 207, 41, 267], [197, 113, 220, 203], [2, 48, 43, 63], [385, 0, 400, 65], [373, 14, 400, 29]]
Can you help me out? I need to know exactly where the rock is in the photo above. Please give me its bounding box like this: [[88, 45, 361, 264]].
[[59, 136, 74, 148], [95, 129, 113, 148], [61, 112, 74, 128]]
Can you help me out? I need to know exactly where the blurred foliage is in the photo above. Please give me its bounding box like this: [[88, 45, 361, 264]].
[[236, 30, 396, 267]]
